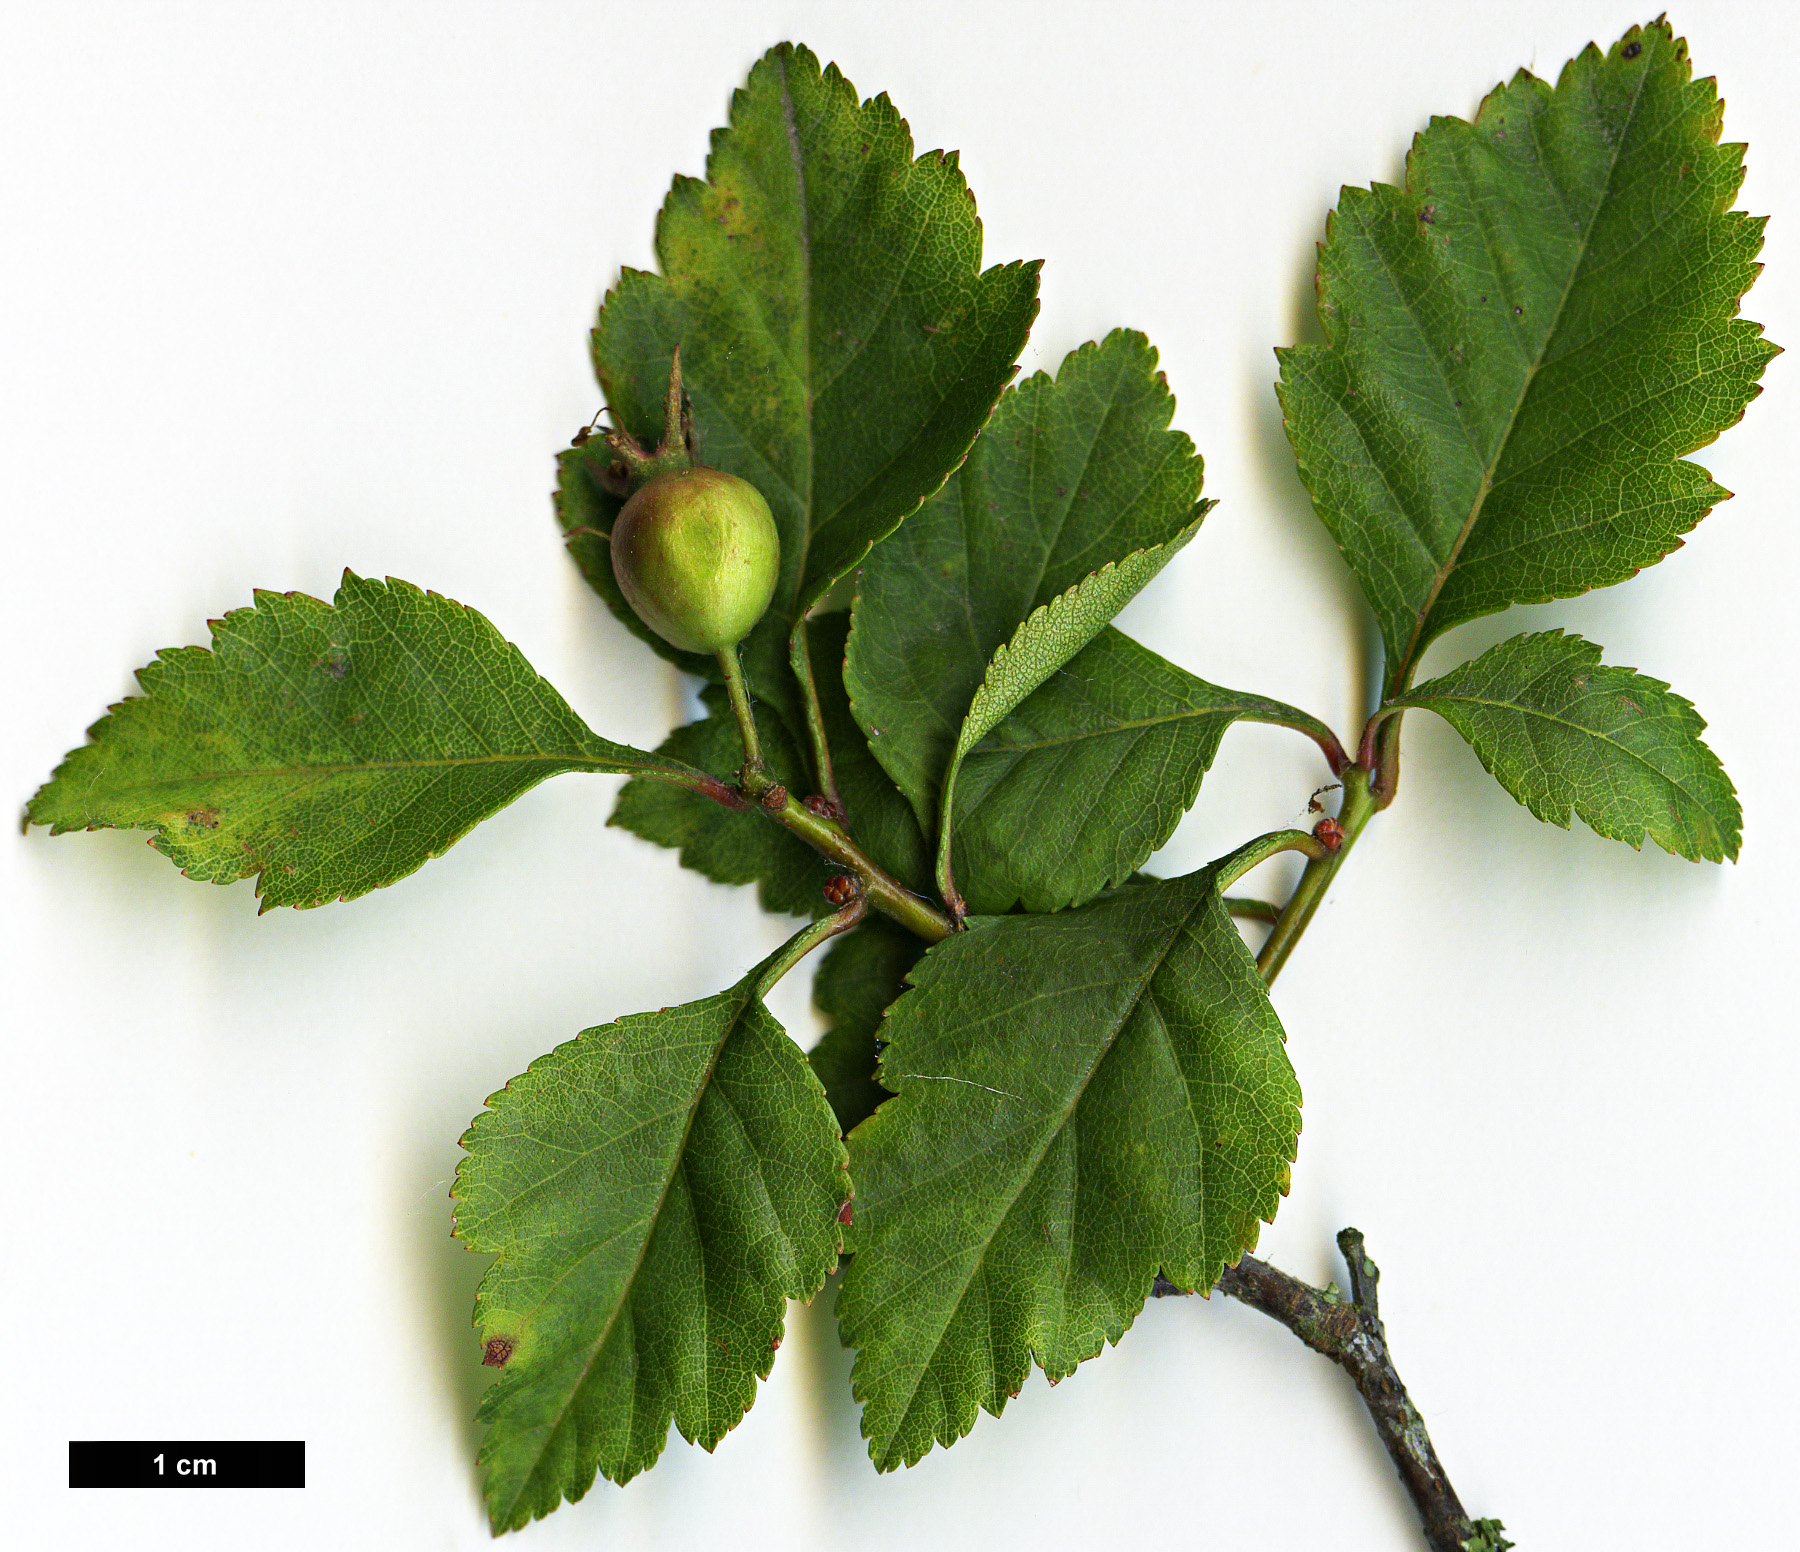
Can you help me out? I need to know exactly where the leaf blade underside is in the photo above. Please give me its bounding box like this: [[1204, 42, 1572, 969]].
[[454, 959, 849, 1532], [836, 865, 1300, 1470], [28, 573, 696, 909], [1278, 19, 1776, 690], [1391, 630, 1739, 861]]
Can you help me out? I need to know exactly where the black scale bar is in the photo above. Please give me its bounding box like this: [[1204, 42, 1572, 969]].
[[70, 1441, 305, 1488]]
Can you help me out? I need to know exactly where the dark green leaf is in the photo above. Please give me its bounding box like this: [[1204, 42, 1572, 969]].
[[1390, 630, 1739, 861], [806, 611, 933, 897], [933, 516, 1201, 903], [1278, 20, 1776, 690], [846, 330, 1211, 827], [837, 865, 1300, 1469], [454, 954, 849, 1532], [561, 40, 1040, 665], [28, 573, 702, 909], [611, 682, 834, 918], [953, 628, 1336, 913], [808, 916, 923, 1136]]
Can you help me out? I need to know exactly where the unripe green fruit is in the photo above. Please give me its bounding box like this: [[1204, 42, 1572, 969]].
[[609, 468, 780, 654]]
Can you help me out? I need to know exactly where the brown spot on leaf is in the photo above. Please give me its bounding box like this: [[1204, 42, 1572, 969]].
[[482, 1336, 517, 1368], [837, 1198, 854, 1226], [186, 808, 220, 830], [1622, 40, 1642, 59]]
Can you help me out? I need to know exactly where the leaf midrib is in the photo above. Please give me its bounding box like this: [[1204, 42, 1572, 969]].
[[494, 992, 760, 1527], [972, 700, 1267, 756], [1393, 57, 1652, 686], [1401, 683, 1708, 797], [65, 749, 675, 795], [865, 887, 1203, 1462], [774, 48, 817, 622]]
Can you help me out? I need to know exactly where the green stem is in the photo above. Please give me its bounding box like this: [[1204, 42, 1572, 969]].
[[788, 618, 842, 810], [1255, 764, 1379, 986], [1248, 708, 1352, 778], [702, 643, 950, 943], [767, 791, 954, 943], [756, 894, 868, 999], [1215, 828, 1329, 892], [1374, 711, 1404, 809], [1223, 896, 1282, 926], [716, 645, 764, 779]]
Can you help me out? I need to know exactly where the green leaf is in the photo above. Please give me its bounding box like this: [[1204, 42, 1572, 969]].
[[846, 330, 1211, 828], [28, 573, 702, 909], [951, 627, 1337, 913], [934, 518, 1201, 903], [454, 952, 850, 1532], [836, 863, 1300, 1469], [805, 612, 933, 897], [561, 39, 1040, 663], [808, 916, 922, 1136], [1389, 630, 1739, 861], [1278, 20, 1776, 691], [611, 682, 834, 918]]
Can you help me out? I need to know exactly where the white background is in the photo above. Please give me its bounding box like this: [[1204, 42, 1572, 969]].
[[5, 3, 1795, 1547]]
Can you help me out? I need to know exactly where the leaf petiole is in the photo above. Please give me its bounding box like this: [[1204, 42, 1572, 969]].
[[716, 644, 765, 781], [756, 892, 869, 999], [1357, 702, 1405, 808], [1213, 828, 1331, 892], [1255, 763, 1379, 985], [788, 617, 842, 810], [767, 789, 954, 944], [1223, 896, 1282, 926]]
